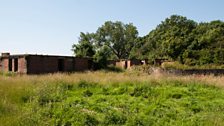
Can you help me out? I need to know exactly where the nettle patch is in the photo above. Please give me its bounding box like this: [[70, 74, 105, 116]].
[[19, 80, 224, 126]]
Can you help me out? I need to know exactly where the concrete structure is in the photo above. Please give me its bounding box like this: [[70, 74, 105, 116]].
[[0, 53, 93, 74], [114, 59, 145, 69], [116, 60, 127, 69], [127, 59, 143, 68]]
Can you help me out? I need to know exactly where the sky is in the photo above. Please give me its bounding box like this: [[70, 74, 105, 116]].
[[0, 0, 224, 56]]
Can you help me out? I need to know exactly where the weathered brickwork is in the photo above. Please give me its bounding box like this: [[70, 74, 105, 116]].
[[74, 57, 92, 71], [115, 60, 127, 69], [0, 53, 93, 74], [127, 59, 142, 69], [114, 59, 144, 69], [1, 59, 9, 72], [27, 56, 59, 74], [0, 53, 149, 73]]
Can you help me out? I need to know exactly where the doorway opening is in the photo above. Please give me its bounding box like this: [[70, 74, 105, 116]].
[[14, 58, 18, 72], [58, 59, 64, 71], [125, 61, 127, 69], [8, 59, 12, 71]]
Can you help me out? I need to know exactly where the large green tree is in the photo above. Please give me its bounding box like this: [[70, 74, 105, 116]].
[[95, 21, 138, 59], [182, 20, 224, 65], [72, 21, 138, 60], [158, 15, 197, 60], [72, 16, 224, 66], [72, 32, 95, 58], [139, 15, 197, 62]]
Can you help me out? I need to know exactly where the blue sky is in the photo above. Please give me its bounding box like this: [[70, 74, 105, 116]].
[[0, 0, 224, 56]]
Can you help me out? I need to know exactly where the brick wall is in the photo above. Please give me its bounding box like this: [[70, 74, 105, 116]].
[[27, 56, 92, 74], [74, 58, 92, 71], [0, 57, 26, 73], [64, 58, 74, 72], [2, 59, 9, 72], [114, 60, 144, 69], [115, 60, 127, 69], [27, 56, 65, 74], [127, 59, 142, 69], [17, 58, 27, 74], [0, 55, 93, 74]]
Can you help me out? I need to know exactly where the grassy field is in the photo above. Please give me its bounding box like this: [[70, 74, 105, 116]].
[[1, 71, 224, 126]]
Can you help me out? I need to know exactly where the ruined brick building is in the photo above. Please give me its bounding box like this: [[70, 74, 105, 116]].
[[0, 53, 92, 74], [108, 59, 147, 69]]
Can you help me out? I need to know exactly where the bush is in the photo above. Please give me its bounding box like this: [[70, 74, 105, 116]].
[[104, 110, 127, 125]]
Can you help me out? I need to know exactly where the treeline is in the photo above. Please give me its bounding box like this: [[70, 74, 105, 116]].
[[72, 15, 224, 66]]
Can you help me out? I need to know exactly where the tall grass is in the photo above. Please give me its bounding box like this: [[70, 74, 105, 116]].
[[162, 61, 224, 70], [0, 71, 224, 125]]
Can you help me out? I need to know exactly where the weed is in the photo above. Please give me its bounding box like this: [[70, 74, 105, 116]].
[[1, 72, 224, 125]]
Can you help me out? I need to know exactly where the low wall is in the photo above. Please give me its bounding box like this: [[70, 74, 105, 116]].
[[166, 69, 224, 75]]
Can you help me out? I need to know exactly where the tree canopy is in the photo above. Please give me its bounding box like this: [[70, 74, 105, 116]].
[[134, 15, 224, 65], [95, 21, 138, 59], [72, 32, 95, 58], [72, 21, 139, 68], [72, 15, 224, 67]]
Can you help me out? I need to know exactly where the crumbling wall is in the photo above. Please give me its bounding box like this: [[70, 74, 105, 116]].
[[0, 57, 26, 73], [115, 60, 127, 69], [127, 59, 142, 69]]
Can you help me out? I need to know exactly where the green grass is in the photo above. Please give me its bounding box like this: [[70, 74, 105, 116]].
[[162, 61, 224, 70], [1, 72, 224, 126]]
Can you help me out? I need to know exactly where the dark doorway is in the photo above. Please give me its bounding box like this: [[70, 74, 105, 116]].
[[125, 61, 127, 69], [88, 60, 92, 69], [14, 58, 18, 72], [58, 59, 64, 71], [8, 59, 12, 71]]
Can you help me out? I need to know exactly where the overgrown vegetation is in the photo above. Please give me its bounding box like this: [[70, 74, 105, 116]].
[[1, 72, 224, 126], [72, 15, 224, 67], [162, 61, 224, 70]]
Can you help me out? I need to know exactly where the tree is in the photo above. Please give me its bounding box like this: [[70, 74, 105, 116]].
[[182, 20, 224, 65], [95, 21, 138, 59], [141, 15, 197, 62], [72, 16, 224, 66], [93, 45, 113, 68], [72, 32, 95, 57], [159, 15, 197, 60], [129, 37, 147, 59]]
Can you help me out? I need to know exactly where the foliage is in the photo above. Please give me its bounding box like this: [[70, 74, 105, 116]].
[[21, 80, 224, 126], [93, 45, 113, 69], [162, 61, 224, 70], [1, 72, 224, 126], [72, 15, 224, 66], [0, 72, 17, 77], [129, 36, 149, 60], [72, 21, 139, 68], [143, 16, 224, 65], [95, 21, 139, 59], [72, 32, 96, 58]]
